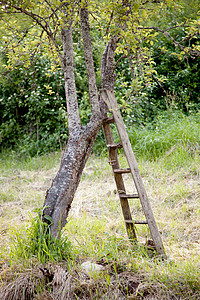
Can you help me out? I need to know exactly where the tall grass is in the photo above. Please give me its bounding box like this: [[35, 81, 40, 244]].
[[0, 150, 62, 175], [9, 211, 71, 265], [127, 111, 200, 161]]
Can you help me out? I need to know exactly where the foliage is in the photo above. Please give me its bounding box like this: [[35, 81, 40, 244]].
[[146, 32, 200, 115], [113, 0, 200, 124], [0, 55, 68, 155], [115, 31, 200, 126]]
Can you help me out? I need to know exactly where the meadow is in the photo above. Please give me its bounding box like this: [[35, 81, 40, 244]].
[[0, 112, 200, 299]]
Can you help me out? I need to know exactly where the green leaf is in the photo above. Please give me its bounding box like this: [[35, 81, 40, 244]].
[[44, 215, 53, 224]]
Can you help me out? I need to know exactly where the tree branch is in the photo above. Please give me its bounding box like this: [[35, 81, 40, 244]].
[[101, 37, 119, 90], [61, 25, 81, 132], [1, 1, 62, 59], [137, 25, 200, 57], [80, 6, 100, 115]]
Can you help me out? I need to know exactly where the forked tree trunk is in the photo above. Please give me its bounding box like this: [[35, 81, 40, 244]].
[[43, 6, 116, 238]]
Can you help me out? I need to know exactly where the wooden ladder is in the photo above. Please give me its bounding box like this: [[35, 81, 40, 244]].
[[101, 90, 166, 257]]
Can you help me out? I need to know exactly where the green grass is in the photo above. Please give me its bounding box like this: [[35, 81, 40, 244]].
[[0, 111, 200, 299], [9, 211, 72, 265], [127, 110, 200, 161], [0, 150, 62, 174]]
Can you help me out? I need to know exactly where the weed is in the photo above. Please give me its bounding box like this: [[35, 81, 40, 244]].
[[9, 211, 71, 265]]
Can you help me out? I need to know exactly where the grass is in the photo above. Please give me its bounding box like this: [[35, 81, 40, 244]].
[[127, 110, 200, 161], [0, 111, 200, 299]]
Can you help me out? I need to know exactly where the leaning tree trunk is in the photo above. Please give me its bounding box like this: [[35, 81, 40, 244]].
[[42, 6, 117, 238], [43, 119, 102, 238]]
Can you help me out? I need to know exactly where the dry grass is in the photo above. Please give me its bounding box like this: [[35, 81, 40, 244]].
[[1, 259, 199, 299], [0, 260, 45, 300]]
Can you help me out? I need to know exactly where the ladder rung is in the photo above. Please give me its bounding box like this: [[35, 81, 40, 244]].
[[114, 168, 131, 174], [107, 143, 123, 149], [119, 193, 139, 199], [103, 116, 115, 124], [124, 220, 133, 224], [124, 220, 148, 224], [134, 220, 148, 224]]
